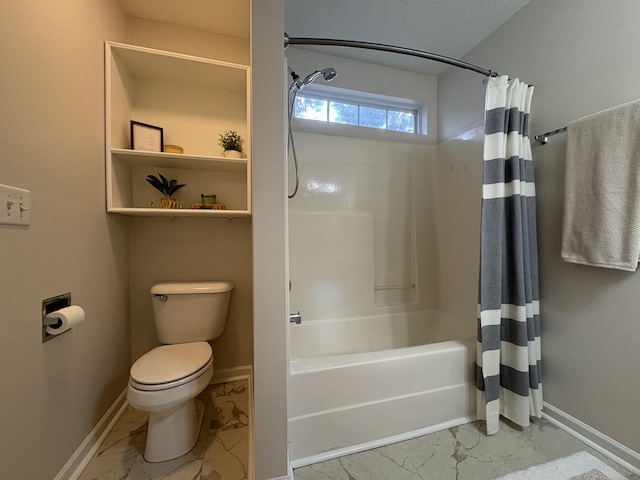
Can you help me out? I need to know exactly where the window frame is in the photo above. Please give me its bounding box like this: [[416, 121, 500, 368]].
[[292, 89, 422, 135]]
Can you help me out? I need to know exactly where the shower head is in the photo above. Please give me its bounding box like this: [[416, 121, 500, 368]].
[[300, 67, 337, 87], [288, 67, 337, 99], [289, 67, 338, 92], [320, 67, 337, 81], [286, 65, 338, 199]]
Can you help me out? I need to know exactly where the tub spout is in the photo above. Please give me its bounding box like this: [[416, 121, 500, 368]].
[[289, 312, 302, 324]]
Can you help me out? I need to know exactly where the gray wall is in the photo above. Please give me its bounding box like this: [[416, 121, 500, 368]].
[[122, 18, 253, 370], [438, 0, 640, 453], [0, 2, 130, 479], [252, 1, 291, 478], [0, 4, 257, 479]]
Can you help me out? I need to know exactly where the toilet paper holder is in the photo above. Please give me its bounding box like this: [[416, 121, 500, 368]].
[[42, 292, 71, 343]]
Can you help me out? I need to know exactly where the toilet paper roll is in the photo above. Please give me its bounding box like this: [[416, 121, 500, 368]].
[[45, 305, 85, 335]]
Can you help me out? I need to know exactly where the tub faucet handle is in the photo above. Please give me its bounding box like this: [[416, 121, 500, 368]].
[[289, 312, 302, 324]]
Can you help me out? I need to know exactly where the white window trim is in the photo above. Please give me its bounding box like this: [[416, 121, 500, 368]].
[[291, 83, 432, 145]]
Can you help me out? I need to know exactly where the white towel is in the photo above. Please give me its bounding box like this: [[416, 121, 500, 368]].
[[561, 99, 640, 271]]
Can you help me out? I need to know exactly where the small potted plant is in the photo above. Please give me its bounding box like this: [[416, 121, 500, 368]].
[[218, 130, 244, 158], [145, 172, 186, 209]]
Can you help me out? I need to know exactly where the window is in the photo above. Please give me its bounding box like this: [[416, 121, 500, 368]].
[[293, 92, 420, 134]]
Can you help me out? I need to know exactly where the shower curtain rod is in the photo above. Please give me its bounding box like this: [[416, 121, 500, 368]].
[[284, 33, 499, 78]]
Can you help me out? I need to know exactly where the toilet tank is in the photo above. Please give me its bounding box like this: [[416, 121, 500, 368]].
[[150, 281, 234, 344]]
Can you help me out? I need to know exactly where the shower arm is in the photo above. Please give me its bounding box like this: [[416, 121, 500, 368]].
[[284, 34, 498, 78]]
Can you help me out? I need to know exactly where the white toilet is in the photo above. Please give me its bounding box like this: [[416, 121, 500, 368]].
[[127, 281, 234, 462]]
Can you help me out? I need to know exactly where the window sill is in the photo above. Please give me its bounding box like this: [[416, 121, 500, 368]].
[[291, 118, 436, 146]]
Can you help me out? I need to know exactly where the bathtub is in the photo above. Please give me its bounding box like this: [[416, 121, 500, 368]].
[[288, 309, 477, 464]]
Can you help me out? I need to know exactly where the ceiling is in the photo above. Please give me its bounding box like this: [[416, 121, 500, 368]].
[[285, 0, 530, 75], [119, 0, 251, 40], [119, 0, 530, 75]]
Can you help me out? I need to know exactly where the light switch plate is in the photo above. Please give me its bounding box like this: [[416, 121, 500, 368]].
[[0, 184, 30, 226]]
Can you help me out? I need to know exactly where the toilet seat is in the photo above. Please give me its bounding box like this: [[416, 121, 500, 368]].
[[130, 342, 212, 392]]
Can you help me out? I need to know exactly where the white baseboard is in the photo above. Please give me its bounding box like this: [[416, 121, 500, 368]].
[[542, 402, 640, 476], [289, 404, 640, 477], [53, 365, 255, 480], [54, 389, 128, 480], [210, 364, 253, 384]]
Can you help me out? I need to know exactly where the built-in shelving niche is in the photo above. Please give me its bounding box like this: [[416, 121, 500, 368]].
[[105, 42, 251, 217]]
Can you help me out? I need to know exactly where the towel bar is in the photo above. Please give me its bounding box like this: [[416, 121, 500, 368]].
[[534, 127, 567, 145]]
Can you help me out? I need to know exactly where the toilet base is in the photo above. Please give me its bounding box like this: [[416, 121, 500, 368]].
[[144, 398, 205, 463]]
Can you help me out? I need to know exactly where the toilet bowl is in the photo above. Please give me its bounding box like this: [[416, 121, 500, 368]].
[[127, 342, 214, 462], [126, 280, 234, 463]]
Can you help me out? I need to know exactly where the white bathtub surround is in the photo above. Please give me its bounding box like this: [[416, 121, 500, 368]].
[[288, 310, 476, 462], [289, 212, 375, 321], [290, 309, 473, 359], [287, 133, 432, 316]]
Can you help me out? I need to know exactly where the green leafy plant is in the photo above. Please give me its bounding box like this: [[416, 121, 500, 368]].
[[218, 130, 244, 152], [145, 173, 186, 198]]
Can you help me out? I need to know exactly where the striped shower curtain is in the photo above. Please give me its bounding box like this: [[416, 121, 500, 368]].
[[476, 75, 542, 435]]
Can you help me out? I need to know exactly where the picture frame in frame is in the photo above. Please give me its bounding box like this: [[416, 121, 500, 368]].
[[130, 121, 163, 152]]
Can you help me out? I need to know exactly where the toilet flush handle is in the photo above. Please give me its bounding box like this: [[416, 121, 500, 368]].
[[153, 294, 168, 301]]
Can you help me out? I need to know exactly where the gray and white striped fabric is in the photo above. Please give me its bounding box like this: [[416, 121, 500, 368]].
[[476, 76, 542, 435]]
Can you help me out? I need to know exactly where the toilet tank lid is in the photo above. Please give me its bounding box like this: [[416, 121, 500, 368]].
[[150, 281, 234, 295]]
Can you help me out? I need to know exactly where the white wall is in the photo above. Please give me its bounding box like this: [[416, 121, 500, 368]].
[[438, 0, 640, 455], [0, 2, 129, 479]]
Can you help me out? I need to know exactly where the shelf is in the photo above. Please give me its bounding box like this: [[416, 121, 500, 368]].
[[108, 207, 251, 218], [111, 148, 248, 172], [105, 41, 252, 217], [108, 42, 248, 92]]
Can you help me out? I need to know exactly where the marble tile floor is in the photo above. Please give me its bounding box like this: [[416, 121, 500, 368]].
[[77, 381, 638, 480], [78, 379, 250, 480], [293, 417, 640, 480]]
